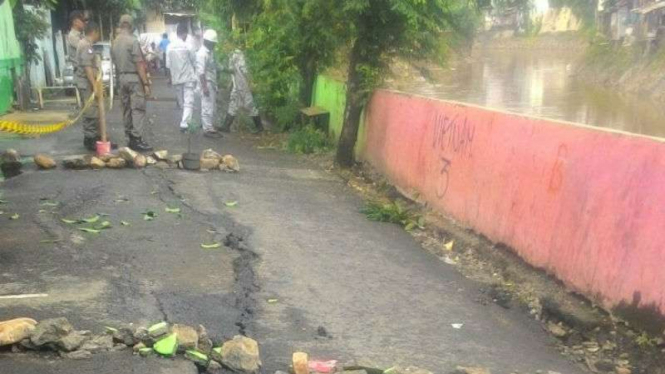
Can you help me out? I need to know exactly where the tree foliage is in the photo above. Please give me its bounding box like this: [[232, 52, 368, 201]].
[[12, 0, 54, 65]]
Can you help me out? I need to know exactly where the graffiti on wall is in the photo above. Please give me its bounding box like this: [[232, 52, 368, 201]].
[[431, 112, 476, 198]]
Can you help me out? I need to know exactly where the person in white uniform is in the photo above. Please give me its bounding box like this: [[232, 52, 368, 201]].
[[167, 22, 197, 132], [197, 29, 222, 138]]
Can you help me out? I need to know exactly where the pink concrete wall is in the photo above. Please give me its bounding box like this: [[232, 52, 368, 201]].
[[361, 90, 665, 321]]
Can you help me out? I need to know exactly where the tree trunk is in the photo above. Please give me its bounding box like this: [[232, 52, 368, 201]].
[[335, 40, 364, 168], [299, 60, 316, 107]]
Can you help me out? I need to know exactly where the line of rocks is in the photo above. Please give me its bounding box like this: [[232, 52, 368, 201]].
[[0, 318, 258, 374], [1, 148, 240, 177]]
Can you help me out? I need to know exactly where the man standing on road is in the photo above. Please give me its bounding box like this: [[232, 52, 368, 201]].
[[76, 21, 102, 151], [168, 22, 198, 132], [66, 11, 86, 73], [158, 33, 170, 76], [220, 47, 264, 133], [197, 30, 222, 138], [111, 14, 153, 151]]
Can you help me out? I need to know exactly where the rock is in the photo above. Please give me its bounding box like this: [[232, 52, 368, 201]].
[[154, 333, 178, 357], [153, 150, 169, 161], [134, 154, 147, 168], [139, 347, 154, 357], [134, 327, 148, 342], [110, 326, 136, 346], [200, 157, 219, 170], [0, 318, 37, 346], [595, 360, 615, 373], [206, 360, 223, 374], [173, 324, 198, 352], [98, 153, 115, 162], [148, 322, 170, 339], [293, 352, 309, 374], [221, 155, 240, 172], [119, 147, 138, 162], [2, 149, 20, 162], [20, 338, 38, 350], [106, 157, 127, 169], [61, 349, 92, 360], [146, 156, 157, 165], [197, 325, 213, 355], [201, 149, 222, 160], [1, 161, 22, 178], [88, 156, 105, 169], [34, 154, 56, 169], [341, 371, 368, 374], [133, 342, 146, 353], [62, 156, 90, 170], [31, 318, 74, 347], [58, 331, 89, 351], [384, 366, 432, 374], [110, 343, 128, 352], [616, 367, 631, 374], [220, 335, 262, 373], [79, 334, 114, 353], [169, 154, 182, 165], [547, 321, 568, 338], [155, 161, 170, 170], [186, 349, 209, 366], [454, 367, 491, 374]]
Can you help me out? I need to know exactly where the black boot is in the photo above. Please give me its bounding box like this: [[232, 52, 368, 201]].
[[83, 137, 97, 152], [220, 115, 234, 133], [129, 136, 153, 152], [252, 116, 264, 133]]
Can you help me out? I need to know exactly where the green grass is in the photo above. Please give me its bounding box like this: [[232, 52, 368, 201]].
[[286, 125, 332, 154], [362, 199, 425, 231]]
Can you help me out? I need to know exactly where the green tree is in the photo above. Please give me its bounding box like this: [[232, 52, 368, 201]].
[[335, 0, 475, 167]]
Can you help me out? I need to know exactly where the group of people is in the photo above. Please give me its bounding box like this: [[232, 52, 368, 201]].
[[165, 22, 263, 138], [66, 11, 262, 153]]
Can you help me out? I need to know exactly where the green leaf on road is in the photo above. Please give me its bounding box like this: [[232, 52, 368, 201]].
[[225, 201, 238, 207], [9, 213, 19, 220], [61, 218, 78, 224], [40, 201, 59, 207], [105, 326, 119, 333], [121, 221, 131, 226], [82, 215, 100, 223], [79, 227, 101, 234], [0, 199, 8, 204], [94, 221, 112, 230], [165, 206, 181, 213], [200, 242, 221, 249], [40, 238, 62, 243], [143, 211, 158, 221]]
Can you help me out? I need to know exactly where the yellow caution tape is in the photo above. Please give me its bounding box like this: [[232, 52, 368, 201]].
[[0, 93, 96, 136], [0, 71, 102, 136]]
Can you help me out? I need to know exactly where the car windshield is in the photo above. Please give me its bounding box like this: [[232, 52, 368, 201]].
[[93, 44, 111, 60]]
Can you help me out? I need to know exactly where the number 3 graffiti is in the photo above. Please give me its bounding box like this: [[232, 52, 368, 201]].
[[436, 157, 452, 199]]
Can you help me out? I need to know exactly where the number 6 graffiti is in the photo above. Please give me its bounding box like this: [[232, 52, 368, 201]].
[[436, 157, 452, 199]]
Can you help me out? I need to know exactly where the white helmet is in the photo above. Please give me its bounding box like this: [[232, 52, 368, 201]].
[[203, 29, 218, 43]]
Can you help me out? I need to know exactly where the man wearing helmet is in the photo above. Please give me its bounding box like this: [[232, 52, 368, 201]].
[[197, 29, 222, 138]]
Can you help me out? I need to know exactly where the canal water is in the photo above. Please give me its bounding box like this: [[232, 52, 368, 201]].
[[394, 49, 665, 139]]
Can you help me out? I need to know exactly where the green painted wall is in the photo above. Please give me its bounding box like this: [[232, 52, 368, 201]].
[[311, 75, 366, 155], [0, 0, 22, 115]]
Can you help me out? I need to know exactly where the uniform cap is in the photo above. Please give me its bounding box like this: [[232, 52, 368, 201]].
[[203, 29, 218, 43], [119, 14, 133, 26]]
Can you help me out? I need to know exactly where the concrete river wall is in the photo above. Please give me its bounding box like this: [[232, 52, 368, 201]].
[[313, 75, 665, 327]]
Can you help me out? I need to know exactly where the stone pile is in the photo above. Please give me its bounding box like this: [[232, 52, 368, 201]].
[[0, 317, 261, 374], [28, 148, 240, 173]]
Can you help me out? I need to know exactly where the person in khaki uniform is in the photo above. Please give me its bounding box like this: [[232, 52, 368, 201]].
[[111, 14, 153, 151], [76, 21, 102, 151], [67, 11, 86, 71]]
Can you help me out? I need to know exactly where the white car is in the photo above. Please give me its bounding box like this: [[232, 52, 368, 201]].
[[92, 42, 113, 85]]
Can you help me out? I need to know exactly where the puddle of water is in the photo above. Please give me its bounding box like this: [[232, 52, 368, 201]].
[[395, 49, 665, 138]]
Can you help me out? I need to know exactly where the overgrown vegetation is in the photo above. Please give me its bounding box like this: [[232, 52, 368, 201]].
[[362, 200, 425, 231], [286, 125, 331, 154]]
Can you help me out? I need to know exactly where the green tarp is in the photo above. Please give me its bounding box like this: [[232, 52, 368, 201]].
[[0, 0, 21, 114]]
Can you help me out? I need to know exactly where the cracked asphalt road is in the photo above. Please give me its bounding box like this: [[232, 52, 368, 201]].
[[0, 77, 586, 374]]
